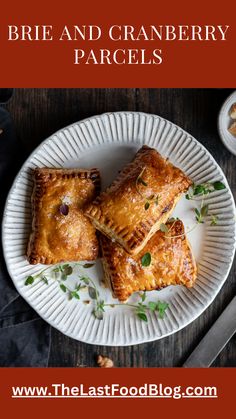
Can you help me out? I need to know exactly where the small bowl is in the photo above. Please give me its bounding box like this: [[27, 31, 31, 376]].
[[218, 90, 236, 156]]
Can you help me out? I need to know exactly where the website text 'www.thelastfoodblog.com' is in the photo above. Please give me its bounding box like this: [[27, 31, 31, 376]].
[[11, 383, 218, 399]]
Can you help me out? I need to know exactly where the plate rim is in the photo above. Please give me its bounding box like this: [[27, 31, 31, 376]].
[[2, 110, 236, 346]]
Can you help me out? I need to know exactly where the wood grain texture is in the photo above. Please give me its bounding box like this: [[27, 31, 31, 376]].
[[5, 88, 236, 367]]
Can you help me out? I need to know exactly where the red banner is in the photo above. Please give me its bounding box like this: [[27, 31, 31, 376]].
[[0, 368, 234, 417], [0, 0, 235, 87]]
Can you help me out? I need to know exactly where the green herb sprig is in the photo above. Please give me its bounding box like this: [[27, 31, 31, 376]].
[[135, 167, 159, 211], [160, 181, 226, 239], [25, 263, 169, 323], [129, 292, 169, 322], [25, 265, 52, 286], [160, 202, 210, 239], [186, 181, 225, 200], [187, 181, 225, 228], [194, 204, 209, 224], [135, 167, 147, 197], [25, 263, 88, 300], [102, 292, 169, 323]]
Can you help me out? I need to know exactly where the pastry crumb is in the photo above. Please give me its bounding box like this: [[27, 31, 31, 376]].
[[229, 103, 236, 119], [97, 354, 114, 368], [228, 121, 236, 136]]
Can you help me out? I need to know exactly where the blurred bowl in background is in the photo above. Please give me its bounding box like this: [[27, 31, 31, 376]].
[[218, 90, 236, 156]]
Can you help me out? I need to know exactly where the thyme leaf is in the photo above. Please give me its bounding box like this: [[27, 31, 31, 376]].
[[156, 301, 169, 319], [80, 276, 90, 285], [60, 284, 67, 293], [88, 286, 97, 299], [138, 178, 148, 187], [62, 264, 73, 276], [83, 263, 95, 269], [160, 223, 169, 233], [70, 291, 80, 300], [135, 167, 147, 197], [141, 252, 152, 267], [41, 276, 48, 285], [137, 312, 148, 322], [25, 276, 34, 285], [213, 181, 226, 190], [210, 214, 218, 226], [194, 204, 209, 223]]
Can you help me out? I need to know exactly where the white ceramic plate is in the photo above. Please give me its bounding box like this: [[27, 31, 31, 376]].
[[2, 112, 236, 346], [218, 90, 236, 156]]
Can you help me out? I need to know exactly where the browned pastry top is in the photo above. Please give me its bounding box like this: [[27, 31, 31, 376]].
[[86, 145, 192, 254], [101, 220, 197, 301], [27, 167, 100, 264]]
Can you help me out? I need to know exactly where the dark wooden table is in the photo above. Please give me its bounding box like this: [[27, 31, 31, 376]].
[[4, 88, 236, 367]]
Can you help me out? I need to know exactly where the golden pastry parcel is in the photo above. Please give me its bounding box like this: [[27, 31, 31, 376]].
[[86, 145, 192, 255], [27, 167, 100, 264], [100, 220, 197, 301]]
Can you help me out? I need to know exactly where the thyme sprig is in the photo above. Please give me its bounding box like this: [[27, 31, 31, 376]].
[[79, 275, 169, 321], [25, 263, 87, 300], [97, 292, 169, 322], [186, 181, 226, 200], [24, 265, 53, 286], [162, 205, 209, 239], [124, 292, 169, 322], [194, 204, 209, 224], [59, 283, 82, 300], [25, 263, 169, 323], [135, 167, 158, 211], [160, 181, 226, 239], [135, 167, 147, 198]]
